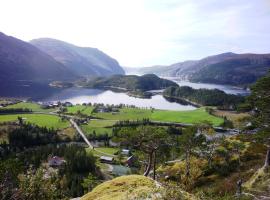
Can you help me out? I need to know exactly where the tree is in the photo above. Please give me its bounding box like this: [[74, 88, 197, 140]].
[[248, 72, 270, 167], [17, 116, 23, 126], [116, 126, 170, 178], [249, 71, 270, 127], [81, 173, 100, 193], [178, 126, 205, 183], [19, 168, 67, 200]]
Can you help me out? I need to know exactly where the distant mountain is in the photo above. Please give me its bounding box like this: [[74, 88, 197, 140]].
[[30, 38, 125, 77], [0, 32, 76, 83], [133, 52, 270, 86]]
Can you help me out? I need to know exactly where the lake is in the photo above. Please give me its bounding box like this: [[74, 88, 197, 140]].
[[164, 78, 250, 96], [41, 88, 196, 111], [35, 79, 250, 111]]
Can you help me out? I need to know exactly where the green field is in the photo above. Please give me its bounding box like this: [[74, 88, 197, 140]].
[[151, 108, 223, 126], [0, 114, 69, 129], [81, 120, 116, 136], [3, 102, 56, 113], [86, 147, 119, 157], [93, 107, 223, 126], [66, 105, 94, 116], [92, 108, 152, 120]]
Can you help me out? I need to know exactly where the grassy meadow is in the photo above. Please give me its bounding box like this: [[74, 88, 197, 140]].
[[92, 108, 152, 120], [151, 107, 224, 126], [92, 107, 223, 126], [66, 105, 94, 116], [0, 114, 69, 129], [3, 102, 56, 113], [81, 120, 116, 136]]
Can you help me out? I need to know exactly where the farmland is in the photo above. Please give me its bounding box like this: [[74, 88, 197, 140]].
[[66, 105, 94, 116], [0, 113, 69, 129], [3, 102, 56, 113], [81, 120, 116, 136]]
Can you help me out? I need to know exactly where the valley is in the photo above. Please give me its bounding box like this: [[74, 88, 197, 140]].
[[0, 29, 270, 200]]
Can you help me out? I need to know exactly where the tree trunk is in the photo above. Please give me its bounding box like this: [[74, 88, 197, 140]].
[[153, 151, 156, 180], [185, 151, 190, 178], [264, 148, 270, 167], [144, 152, 153, 176]]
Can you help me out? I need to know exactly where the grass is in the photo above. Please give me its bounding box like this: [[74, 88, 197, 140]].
[[92, 107, 223, 126], [213, 110, 250, 128], [81, 175, 158, 200], [81, 120, 117, 136], [150, 107, 223, 126], [0, 114, 69, 129], [86, 147, 119, 157], [3, 102, 56, 113], [92, 108, 152, 120], [95, 147, 119, 155], [66, 105, 94, 116]]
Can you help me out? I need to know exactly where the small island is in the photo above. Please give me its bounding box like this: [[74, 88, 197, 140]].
[[79, 74, 178, 98]]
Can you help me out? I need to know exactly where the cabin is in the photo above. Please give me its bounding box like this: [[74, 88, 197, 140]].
[[121, 149, 130, 156], [63, 102, 73, 107], [48, 156, 66, 167], [100, 156, 114, 164], [125, 155, 137, 167]]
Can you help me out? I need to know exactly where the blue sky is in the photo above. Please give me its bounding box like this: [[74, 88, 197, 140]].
[[0, 0, 269, 67]]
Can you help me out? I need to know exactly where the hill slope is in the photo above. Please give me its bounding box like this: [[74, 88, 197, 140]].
[[0, 32, 75, 82], [30, 38, 125, 77], [135, 52, 270, 86], [84, 74, 178, 91]]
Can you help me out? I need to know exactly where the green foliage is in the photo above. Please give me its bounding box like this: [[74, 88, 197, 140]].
[[81, 173, 101, 193], [248, 71, 270, 127], [8, 123, 59, 148], [85, 74, 178, 92], [164, 86, 244, 108], [19, 168, 67, 200], [0, 159, 23, 184]]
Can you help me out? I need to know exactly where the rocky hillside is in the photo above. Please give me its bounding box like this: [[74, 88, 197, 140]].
[[135, 52, 270, 86], [30, 38, 125, 77]]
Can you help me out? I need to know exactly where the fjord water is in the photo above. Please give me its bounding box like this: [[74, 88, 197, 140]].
[[41, 88, 196, 111], [166, 78, 250, 96], [36, 79, 250, 111]]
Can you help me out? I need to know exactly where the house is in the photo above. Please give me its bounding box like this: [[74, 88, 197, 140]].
[[125, 155, 137, 167], [100, 156, 114, 163], [48, 156, 66, 167], [63, 102, 73, 107], [121, 149, 130, 156]]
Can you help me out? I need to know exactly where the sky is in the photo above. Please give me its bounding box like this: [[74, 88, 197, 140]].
[[0, 0, 270, 67]]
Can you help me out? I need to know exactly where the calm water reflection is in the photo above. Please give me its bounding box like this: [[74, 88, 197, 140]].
[[42, 88, 196, 111], [166, 78, 250, 96]]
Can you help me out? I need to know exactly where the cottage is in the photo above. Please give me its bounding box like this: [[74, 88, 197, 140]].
[[125, 155, 137, 167], [100, 156, 114, 163], [48, 156, 66, 167], [63, 102, 73, 107], [121, 149, 130, 156]]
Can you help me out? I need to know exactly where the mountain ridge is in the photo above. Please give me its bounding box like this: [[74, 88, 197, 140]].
[[30, 38, 125, 77], [130, 52, 270, 86], [0, 32, 76, 82]]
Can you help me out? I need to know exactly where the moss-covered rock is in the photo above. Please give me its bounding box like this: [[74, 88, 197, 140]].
[[81, 175, 196, 200]]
